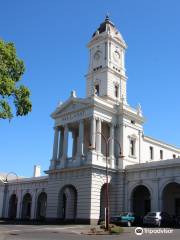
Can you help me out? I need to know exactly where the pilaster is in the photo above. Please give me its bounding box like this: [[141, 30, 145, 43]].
[[77, 120, 84, 159], [96, 119, 102, 153], [90, 117, 96, 149], [61, 124, 68, 168]]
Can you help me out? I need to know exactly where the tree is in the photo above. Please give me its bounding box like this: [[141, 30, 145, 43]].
[[0, 39, 32, 120]]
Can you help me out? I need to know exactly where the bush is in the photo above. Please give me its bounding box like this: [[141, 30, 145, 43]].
[[99, 221, 105, 229], [90, 227, 97, 234], [109, 225, 124, 234]]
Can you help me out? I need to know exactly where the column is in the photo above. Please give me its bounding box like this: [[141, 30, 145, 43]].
[[0, 185, 5, 218], [16, 190, 22, 219], [72, 131, 77, 157], [52, 127, 59, 160], [30, 191, 36, 220], [109, 124, 114, 157], [4, 190, 9, 218], [78, 120, 84, 156], [96, 119, 102, 153], [58, 129, 64, 159], [152, 179, 160, 212], [90, 117, 96, 149], [62, 124, 68, 160]]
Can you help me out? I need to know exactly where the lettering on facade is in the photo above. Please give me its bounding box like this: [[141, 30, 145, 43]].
[[60, 110, 89, 123]]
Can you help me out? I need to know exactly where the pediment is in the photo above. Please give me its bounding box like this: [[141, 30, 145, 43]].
[[51, 98, 91, 118]]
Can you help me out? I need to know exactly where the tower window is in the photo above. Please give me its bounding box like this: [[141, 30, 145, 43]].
[[95, 84, 99, 96], [130, 139, 135, 156], [150, 146, 154, 160], [160, 150, 163, 160], [115, 85, 119, 98]]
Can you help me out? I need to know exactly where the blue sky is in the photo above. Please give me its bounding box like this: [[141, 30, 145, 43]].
[[0, 0, 180, 177]]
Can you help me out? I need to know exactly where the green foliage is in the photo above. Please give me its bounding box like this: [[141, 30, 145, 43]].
[[109, 225, 124, 234], [99, 221, 105, 229], [0, 39, 32, 120]]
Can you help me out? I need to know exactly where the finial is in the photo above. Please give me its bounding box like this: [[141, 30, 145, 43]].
[[137, 103, 142, 116], [105, 13, 110, 21], [71, 90, 77, 98], [58, 101, 63, 107]]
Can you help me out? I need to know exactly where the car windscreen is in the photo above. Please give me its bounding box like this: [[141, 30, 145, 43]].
[[120, 212, 129, 215], [146, 213, 156, 216]]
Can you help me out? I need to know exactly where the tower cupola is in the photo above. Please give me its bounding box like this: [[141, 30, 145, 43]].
[[86, 16, 128, 103]]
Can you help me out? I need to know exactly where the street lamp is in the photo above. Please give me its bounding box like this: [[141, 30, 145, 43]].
[[4, 172, 19, 220], [0, 172, 18, 219], [89, 131, 124, 231], [5, 172, 18, 183]]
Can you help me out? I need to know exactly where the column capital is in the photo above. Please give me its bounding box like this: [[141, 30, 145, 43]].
[[78, 119, 84, 124], [64, 124, 69, 130], [96, 117, 103, 122], [89, 116, 98, 121], [108, 122, 116, 128]]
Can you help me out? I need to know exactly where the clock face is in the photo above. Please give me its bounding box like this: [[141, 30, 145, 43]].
[[113, 50, 120, 62], [94, 50, 101, 61]]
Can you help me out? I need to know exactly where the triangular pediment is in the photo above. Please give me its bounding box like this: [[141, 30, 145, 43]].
[[51, 97, 91, 118]]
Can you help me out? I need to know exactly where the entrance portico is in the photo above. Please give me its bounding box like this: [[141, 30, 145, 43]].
[[50, 97, 119, 170]]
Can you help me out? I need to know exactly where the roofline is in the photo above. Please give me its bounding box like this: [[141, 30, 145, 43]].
[[144, 135, 180, 152]]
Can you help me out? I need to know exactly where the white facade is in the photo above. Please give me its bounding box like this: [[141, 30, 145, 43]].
[[1, 16, 180, 223]]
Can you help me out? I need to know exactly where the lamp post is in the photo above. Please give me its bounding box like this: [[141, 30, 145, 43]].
[[4, 172, 19, 219], [5, 172, 18, 183], [89, 131, 123, 231]]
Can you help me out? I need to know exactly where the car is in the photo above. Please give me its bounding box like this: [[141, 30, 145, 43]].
[[172, 215, 180, 227], [110, 212, 135, 227], [143, 212, 173, 227]]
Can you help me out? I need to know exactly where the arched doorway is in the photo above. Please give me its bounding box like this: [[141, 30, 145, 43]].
[[58, 185, 77, 221], [162, 182, 180, 216], [8, 194, 18, 219], [36, 192, 47, 220], [132, 185, 151, 217], [21, 193, 32, 220]]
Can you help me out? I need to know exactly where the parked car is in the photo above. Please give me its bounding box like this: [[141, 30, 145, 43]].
[[143, 212, 173, 227], [110, 212, 135, 227], [172, 215, 180, 227]]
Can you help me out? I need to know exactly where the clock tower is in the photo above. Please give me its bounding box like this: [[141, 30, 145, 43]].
[[86, 16, 128, 103]]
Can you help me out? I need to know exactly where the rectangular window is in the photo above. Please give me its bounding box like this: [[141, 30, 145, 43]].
[[160, 150, 163, 160], [130, 139, 135, 156], [173, 154, 176, 159], [115, 85, 119, 98], [95, 84, 99, 96], [150, 146, 154, 160]]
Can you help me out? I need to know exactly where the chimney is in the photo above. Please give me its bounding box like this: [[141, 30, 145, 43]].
[[33, 165, 41, 177]]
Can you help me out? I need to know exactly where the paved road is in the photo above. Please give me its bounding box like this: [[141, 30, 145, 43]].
[[0, 224, 180, 240]]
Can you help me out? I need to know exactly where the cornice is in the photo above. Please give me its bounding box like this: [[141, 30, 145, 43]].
[[85, 66, 128, 80], [45, 164, 117, 175], [87, 34, 127, 49], [144, 135, 180, 152], [126, 158, 180, 172]]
